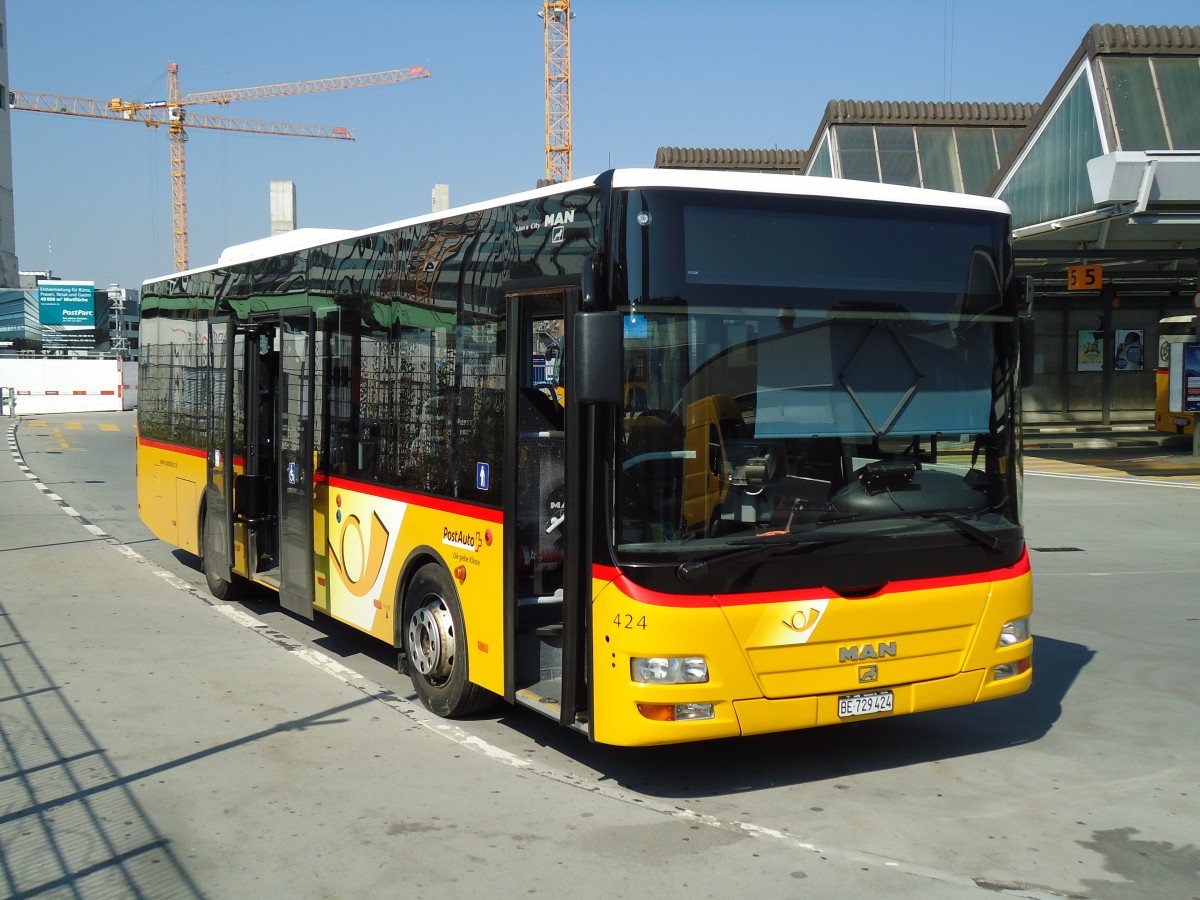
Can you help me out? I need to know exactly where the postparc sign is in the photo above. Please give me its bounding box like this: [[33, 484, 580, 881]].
[[38, 281, 96, 327]]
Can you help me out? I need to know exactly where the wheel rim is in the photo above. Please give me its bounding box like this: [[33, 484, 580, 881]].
[[407, 596, 455, 682]]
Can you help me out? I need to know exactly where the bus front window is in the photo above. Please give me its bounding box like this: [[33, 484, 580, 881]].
[[613, 189, 1023, 580]]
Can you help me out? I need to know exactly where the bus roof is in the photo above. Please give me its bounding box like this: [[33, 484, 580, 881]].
[[143, 168, 1012, 286]]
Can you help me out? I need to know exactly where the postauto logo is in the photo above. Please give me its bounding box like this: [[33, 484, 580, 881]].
[[329, 495, 391, 598]]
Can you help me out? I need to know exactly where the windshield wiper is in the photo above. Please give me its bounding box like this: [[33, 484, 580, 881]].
[[675, 532, 863, 583], [813, 506, 1006, 553], [919, 511, 1002, 552]]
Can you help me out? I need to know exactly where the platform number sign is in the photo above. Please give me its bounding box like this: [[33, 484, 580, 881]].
[[1067, 265, 1103, 291]]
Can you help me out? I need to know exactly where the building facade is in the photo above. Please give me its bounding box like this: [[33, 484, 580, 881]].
[[0, 0, 21, 288]]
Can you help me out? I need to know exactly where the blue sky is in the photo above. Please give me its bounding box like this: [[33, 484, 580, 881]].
[[7, 1, 1198, 290]]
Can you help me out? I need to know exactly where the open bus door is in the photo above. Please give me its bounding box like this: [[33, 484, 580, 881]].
[[202, 315, 238, 592], [228, 311, 316, 619], [505, 286, 590, 734], [276, 310, 316, 618], [200, 308, 319, 617]]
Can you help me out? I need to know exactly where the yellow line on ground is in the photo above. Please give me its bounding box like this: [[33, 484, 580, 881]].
[[66, 422, 83, 430], [98, 424, 120, 432]]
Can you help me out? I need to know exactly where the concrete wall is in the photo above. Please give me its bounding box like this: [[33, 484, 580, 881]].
[[0, 358, 138, 415]]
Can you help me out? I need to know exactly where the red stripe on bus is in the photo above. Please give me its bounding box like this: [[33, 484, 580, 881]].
[[73, 390, 88, 395], [138, 436, 208, 459], [326, 474, 503, 523], [593, 549, 1031, 609]]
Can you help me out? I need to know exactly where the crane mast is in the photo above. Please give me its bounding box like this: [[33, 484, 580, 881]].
[[540, 0, 572, 184], [168, 63, 187, 272]]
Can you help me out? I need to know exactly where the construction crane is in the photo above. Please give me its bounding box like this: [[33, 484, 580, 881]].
[[538, 0, 573, 184], [10, 64, 431, 272]]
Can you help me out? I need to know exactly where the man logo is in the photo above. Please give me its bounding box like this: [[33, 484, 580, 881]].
[[859, 665, 879, 683], [839, 641, 897, 662]]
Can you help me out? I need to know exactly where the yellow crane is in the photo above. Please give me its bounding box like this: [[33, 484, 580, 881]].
[[10, 63, 431, 272], [539, 0, 572, 184]]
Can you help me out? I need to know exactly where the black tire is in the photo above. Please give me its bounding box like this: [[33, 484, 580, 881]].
[[403, 563, 492, 717], [202, 508, 246, 601]]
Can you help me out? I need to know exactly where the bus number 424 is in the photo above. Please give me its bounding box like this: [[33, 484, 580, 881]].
[[614, 614, 648, 630]]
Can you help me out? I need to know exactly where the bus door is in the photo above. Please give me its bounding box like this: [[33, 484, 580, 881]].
[[204, 315, 239, 586], [276, 310, 316, 619], [234, 312, 315, 619], [505, 287, 588, 731]]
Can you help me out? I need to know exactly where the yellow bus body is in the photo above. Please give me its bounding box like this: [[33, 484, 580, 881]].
[[590, 556, 1032, 747], [137, 437, 208, 558], [137, 438, 509, 698], [139, 433, 1032, 748]]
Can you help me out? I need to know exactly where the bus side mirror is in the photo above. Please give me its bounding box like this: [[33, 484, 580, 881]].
[[1019, 315, 1036, 389], [573, 311, 622, 405]]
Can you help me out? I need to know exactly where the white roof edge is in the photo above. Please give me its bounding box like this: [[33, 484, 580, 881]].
[[143, 169, 1008, 285], [217, 228, 359, 266], [609, 167, 1011, 214]]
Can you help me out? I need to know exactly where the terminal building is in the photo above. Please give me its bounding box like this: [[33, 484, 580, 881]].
[[657, 23, 1200, 425]]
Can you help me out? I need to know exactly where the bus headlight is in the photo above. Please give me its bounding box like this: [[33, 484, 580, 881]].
[[998, 617, 1030, 647], [631, 656, 709, 684], [993, 657, 1032, 680], [637, 702, 715, 721]]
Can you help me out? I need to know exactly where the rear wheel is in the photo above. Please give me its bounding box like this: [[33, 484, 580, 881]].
[[202, 507, 246, 600], [403, 564, 492, 717]]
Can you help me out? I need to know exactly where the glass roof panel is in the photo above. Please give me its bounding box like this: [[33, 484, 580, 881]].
[[1156, 58, 1200, 150], [994, 129, 1024, 168], [1103, 57, 1169, 150], [876, 126, 920, 187], [998, 70, 1102, 228], [916, 128, 961, 192], [956, 129, 999, 195], [836, 125, 880, 182], [808, 135, 834, 177]]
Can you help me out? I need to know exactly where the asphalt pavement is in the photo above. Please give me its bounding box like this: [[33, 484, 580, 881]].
[[1, 416, 1002, 899]]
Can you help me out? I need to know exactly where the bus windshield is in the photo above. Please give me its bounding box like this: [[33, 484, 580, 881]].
[[613, 188, 1021, 568]]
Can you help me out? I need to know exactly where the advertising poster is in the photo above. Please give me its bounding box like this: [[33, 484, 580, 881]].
[[39, 281, 98, 352], [1077, 330, 1104, 372], [1185, 343, 1200, 413], [1113, 329, 1144, 371]]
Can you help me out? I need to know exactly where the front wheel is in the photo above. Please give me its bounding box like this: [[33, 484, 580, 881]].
[[202, 508, 246, 601], [403, 564, 492, 717]]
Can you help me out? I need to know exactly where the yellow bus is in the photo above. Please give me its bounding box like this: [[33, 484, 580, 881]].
[[1155, 314, 1196, 436], [137, 169, 1033, 746]]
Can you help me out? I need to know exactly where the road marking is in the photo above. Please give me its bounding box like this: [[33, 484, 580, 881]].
[[99, 423, 120, 432], [1026, 469, 1200, 489]]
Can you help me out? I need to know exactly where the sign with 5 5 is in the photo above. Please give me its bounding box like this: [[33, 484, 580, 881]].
[[1067, 265, 1103, 291]]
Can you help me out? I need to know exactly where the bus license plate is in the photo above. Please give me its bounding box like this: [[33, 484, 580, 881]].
[[838, 691, 894, 718]]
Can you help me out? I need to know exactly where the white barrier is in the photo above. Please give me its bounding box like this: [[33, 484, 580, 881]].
[[0, 358, 138, 415]]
